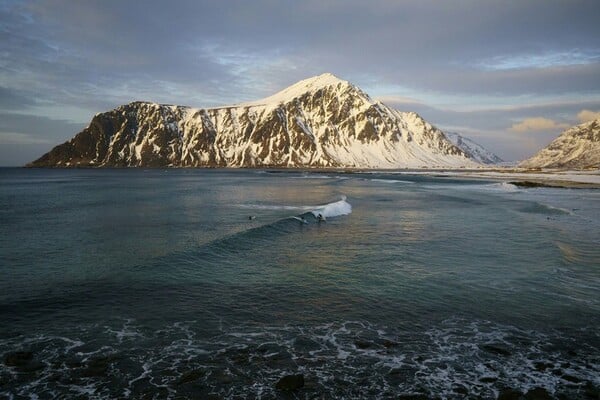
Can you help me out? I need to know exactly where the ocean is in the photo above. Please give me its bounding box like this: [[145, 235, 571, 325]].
[[0, 168, 598, 399]]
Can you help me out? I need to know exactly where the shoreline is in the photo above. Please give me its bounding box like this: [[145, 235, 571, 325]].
[[9, 165, 600, 188]]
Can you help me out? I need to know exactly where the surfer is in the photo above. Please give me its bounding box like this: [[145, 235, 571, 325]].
[[317, 213, 326, 222], [248, 215, 256, 220]]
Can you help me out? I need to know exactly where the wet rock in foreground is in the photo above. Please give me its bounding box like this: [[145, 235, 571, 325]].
[[275, 374, 304, 391], [3, 351, 44, 372], [4, 351, 34, 367], [398, 394, 430, 400], [524, 387, 552, 400], [354, 340, 373, 349], [481, 343, 512, 356], [497, 388, 523, 400], [81, 354, 120, 377], [177, 369, 206, 385]]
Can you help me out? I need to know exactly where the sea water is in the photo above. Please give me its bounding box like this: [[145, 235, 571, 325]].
[[0, 168, 598, 399]]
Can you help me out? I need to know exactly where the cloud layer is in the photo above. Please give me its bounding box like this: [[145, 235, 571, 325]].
[[577, 110, 600, 123], [1, 0, 599, 164], [509, 118, 570, 133]]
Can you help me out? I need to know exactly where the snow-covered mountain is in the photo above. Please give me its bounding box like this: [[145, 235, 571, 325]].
[[444, 132, 503, 165], [519, 119, 600, 169], [29, 73, 478, 168]]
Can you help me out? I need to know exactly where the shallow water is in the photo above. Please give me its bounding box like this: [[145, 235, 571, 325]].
[[0, 168, 598, 399]]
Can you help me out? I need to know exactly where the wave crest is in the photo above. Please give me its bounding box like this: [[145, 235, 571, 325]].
[[311, 196, 352, 218], [239, 196, 352, 219]]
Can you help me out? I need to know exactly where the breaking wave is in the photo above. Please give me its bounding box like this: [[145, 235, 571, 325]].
[[310, 195, 352, 218], [495, 182, 520, 192], [238, 196, 352, 219]]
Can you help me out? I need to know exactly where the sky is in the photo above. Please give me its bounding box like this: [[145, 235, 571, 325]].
[[1, 0, 599, 165]]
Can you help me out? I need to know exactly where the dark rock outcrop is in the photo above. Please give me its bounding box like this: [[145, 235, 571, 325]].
[[275, 373, 304, 391]]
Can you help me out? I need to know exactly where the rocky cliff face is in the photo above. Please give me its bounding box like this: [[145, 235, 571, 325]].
[[29, 73, 477, 168], [520, 119, 600, 169]]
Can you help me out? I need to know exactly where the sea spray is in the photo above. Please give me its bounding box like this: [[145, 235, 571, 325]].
[[311, 196, 352, 218]]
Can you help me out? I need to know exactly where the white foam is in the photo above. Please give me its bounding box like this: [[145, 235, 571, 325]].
[[106, 319, 144, 344], [3, 319, 597, 399], [495, 182, 519, 192], [128, 361, 152, 386], [311, 196, 352, 218]]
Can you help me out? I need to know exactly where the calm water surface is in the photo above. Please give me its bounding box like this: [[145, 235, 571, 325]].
[[0, 168, 599, 399]]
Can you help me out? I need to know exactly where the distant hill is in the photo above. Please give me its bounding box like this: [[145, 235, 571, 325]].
[[444, 132, 503, 165], [520, 119, 600, 169]]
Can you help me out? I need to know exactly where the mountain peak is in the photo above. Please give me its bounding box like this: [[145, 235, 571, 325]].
[[294, 72, 347, 88], [237, 73, 355, 108]]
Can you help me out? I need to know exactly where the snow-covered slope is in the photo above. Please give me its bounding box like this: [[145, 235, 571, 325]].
[[444, 132, 503, 165], [29, 73, 478, 168], [519, 119, 600, 169]]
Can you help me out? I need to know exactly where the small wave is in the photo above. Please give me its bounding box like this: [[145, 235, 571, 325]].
[[237, 204, 314, 211], [475, 182, 521, 193], [519, 202, 573, 216], [238, 196, 352, 219], [496, 182, 520, 192], [369, 179, 415, 185], [188, 197, 352, 260], [290, 216, 309, 224], [291, 174, 335, 179]]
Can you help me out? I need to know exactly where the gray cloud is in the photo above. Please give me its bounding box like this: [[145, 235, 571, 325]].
[[0, 86, 39, 110], [0, 112, 85, 165]]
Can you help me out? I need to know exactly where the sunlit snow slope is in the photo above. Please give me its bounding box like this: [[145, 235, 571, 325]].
[[520, 119, 600, 169], [29, 73, 478, 168]]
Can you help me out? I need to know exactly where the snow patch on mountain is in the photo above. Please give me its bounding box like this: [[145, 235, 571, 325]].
[[444, 132, 503, 165], [237, 73, 355, 108]]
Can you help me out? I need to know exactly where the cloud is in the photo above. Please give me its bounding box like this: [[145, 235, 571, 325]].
[[0, 112, 85, 166], [0, 131, 52, 145], [475, 50, 600, 71], [0, 112, 85, 144], [0, 86, 39, 110], [509, 117, 570, 133], [375, 95, 422, 106], [577, 109, 600, 123]]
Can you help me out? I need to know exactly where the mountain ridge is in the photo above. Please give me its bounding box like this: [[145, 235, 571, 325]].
[[444, 132, 503, 165], [519, 119, 600, 169], [29, 73, 480, 168]]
